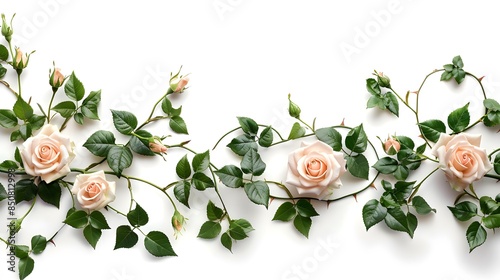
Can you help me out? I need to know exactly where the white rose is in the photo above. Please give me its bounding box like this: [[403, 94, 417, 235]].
[[431, 133, 493, 192], [20, 124, 75, 183], [286, 140, 347, 200], [72, 170, 116, 211]]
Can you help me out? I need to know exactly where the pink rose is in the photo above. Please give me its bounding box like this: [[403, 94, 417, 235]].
[[50, 67, 65, 88], [14, 48, 28, 69], [170, 76, 189, 93], [149, 139, 167, 154], [286, 140, 347, 200], [71, 170, 116, 211], [20, 124, 75, 183], [431, 133, 493, 192], [384, 137, 400, 155]]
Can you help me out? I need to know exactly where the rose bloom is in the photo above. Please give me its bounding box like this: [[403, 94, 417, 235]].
[[20, 124, 75, 183], [431, 133, 493, 192], [286, 140, 347, 200], [72, 170, 116, 211], [384, 137, 400, 155]]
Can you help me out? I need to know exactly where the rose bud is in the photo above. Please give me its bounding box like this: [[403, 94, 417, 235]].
[[384, 137, 400, 155], [288, 94, 301, 118], [13, 48, 28, 70], [374, 70, 391, 88], [49, 66, 65, 89], [149, 139, 167, 154], [1, 13, 14, 42], [170, 76, 190, 93]]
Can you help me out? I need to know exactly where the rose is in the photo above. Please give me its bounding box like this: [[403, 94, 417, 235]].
[[431, 133, 493, 192], [286, 140, 347, 200], [20, 124, 75, 183], [49, 67, 65, 88], [71, 170, 116, 211], [13, 47, 28, 70], [384, 137, 400, 155], [149, 139, 167, 154], [170, 76, 189, 93]]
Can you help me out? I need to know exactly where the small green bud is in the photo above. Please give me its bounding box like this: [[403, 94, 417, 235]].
[[1, 13, 14, 42], [374, 70, 391, 88], [288, 94, 301, 118]]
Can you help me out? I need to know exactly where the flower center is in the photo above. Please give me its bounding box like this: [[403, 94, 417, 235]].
[[453, 150, 474, 171], [306, 159, 326, 177], [84, 182, 102, 199]]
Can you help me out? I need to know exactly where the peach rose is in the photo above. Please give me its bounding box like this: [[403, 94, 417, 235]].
[[384, 137, 400, 155], [431, 133, 493, 192], [286, 140, 347, 199], [20, 124, 75, 183], [72, 170, 116, 211], [170, 76, 189, 93]]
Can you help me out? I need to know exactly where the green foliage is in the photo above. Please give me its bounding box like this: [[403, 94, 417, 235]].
[[441, 55, 466, 84]]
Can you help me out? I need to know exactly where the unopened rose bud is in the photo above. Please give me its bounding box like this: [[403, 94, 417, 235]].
[[13, 48, 29, 72], [170, 76, 189, 93], [1, 13, 14, 42], [384, 137, 400, 155], [375, 70, 391, 88], [288, 94, 301, 118], [149, 140, 167, 154], [49, 67, 65, 89], [171, 210, 186, 238]]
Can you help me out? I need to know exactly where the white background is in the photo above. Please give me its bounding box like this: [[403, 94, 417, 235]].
[[1, 1, 500, 279]]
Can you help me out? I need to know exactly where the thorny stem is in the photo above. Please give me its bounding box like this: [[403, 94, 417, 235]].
[[0, 80, 19, 97], [408, 167, 440, 203], [137, 88, 174, 130]]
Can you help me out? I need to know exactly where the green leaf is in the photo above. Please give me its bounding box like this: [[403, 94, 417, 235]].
[[448, 201, 478, 221], [367, 95, 385, 110], [83, 130, 116, 157], [483, 214, 500, 229], [37, 180, 62, 208], [221, 232, 232, 252], [191, 172, 214, 191], [393, 165, 409, 181], [73, 112, 84, 125], [407, 212, 418, 237], [0, 109, 18, 128], [228, 219, 254, 240], [192, 150, 210, 172], [207, 200, 224, 221], [64, 72, 85, 101], [127, 203, 149, 227], [83, 225, 102, 249], [315, 127, 342, 151], [174, 180, 191, 208], [411, 196, 436, 215], [19, 256, 35, 280], [293, 215, 312, 238], [288, 122, 306, 140], [258, 126, 273, 147], [373, 157, 399, 174], [81, 90, 101, 120], [237, 116, 259, 136], [15, 245, 30, 259], [484, 98, 500, 111], [176, 155, 191, 179], [366, 78, 381, 95], [52, 101, 76, 118], [161, 97, 182, 117], [241, 149, 266, 176], [418, 119, 446, 143], [362, 199, 387, 230], [0, 64, 6, 78], [384, 207, 413, 238], [64, 210, 88, 228], [144, 231, 177, 257], [111, 110, 138, 135], [383, 92, 399, 117], [10, 129, 21, 142], [296, 199, 319, 217], [31, 235, 47, 254], [479, 196, 500, 215], [107, 145, 133, 177], [494, 153, 500, 175], [453, 55, 464, 68], [0, 44, 8, 60], [169, 115, 188, 134], [272, 202, 297, 222], [346, 154, 369, 180], [345, 124, 367, 153], [393, 181, 415, 202], [380, 192, 399, 208], [244, 181, 270, 208], [0, 183, 7, 201], [15, 179, 37, 204], [466, 221, 486, 252], [114, 225, 138, 250], [395, 136, 415, 150], [27, 114, 45, 131], [448, 103, 470, 133], [13, 97, 33, 120], [129, 130, 155, 156], [227, 134, 257, 156], [197, 221, 222, 239], [441, 70, 453, 81], [89, 211, 111, 229], [0, 160, 17, 169], [15, 147, 23, 168], [214, 165, 244, 188], [18, 123, 32, 140]]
